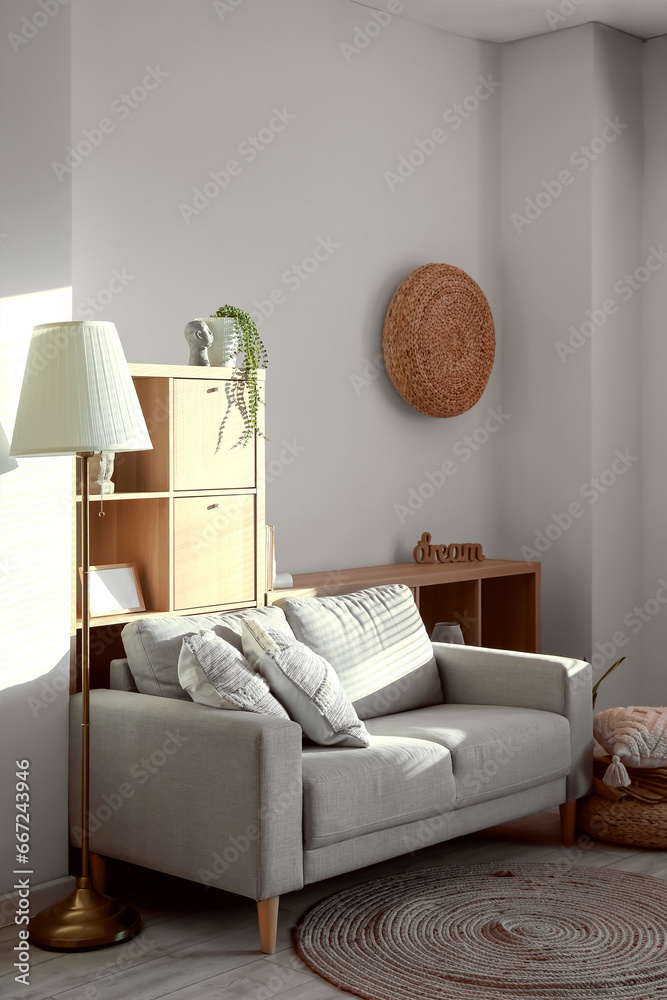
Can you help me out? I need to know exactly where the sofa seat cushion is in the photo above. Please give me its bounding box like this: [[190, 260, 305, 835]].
[[301, 736, 455, 849], [122, 606, 295, 700], [365, 704, 571, 809], [277, 584, 443, 720]]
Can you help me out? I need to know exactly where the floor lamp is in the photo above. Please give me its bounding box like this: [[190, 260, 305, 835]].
[[10, 320, 152, 949]]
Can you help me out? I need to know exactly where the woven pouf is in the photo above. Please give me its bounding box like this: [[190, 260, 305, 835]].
[[382, 263, 495, 417], [580, 793, 667, 849], [293, 862, 667, 1000]]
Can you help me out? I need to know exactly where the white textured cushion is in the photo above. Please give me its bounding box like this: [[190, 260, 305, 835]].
[[276, 584, 443, 719], [594, 706, 667, 767], [241, 620, 371, 748], [122, 605, 295, 699], [178, 630, 289, 718]]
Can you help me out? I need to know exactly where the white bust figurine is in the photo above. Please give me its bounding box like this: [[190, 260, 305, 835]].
[[184, 320, 214, 366]]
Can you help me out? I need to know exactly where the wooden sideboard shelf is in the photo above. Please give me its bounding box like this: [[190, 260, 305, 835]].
[[267, 559, 541, 652], [72, 362, 266, 688]]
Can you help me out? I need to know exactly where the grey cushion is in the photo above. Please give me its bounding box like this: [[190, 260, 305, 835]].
[[365, 703, 571, 808], [110, 658, 138, 692], [301, 735, 455, 849], [241, 621, 371, 747], [277, 584, 443, 720], [178, 630, 289, 718], [122, 605, 294, 699]]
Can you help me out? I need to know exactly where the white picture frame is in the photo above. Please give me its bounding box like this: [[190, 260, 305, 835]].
[[80, 563, 146, 618]]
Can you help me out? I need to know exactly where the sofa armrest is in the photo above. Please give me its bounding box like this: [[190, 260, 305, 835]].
[[433, 643, 592, 800], [69, 690, 303, 900]]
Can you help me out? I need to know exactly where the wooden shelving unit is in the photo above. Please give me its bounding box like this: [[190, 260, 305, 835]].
[[72, 363, 266, 687], [267, 559, 541, 652]]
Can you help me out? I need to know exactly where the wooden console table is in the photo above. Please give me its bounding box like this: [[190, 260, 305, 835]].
[[267, 559, 541, 652]]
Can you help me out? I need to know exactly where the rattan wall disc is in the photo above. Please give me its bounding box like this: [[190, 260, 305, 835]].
[[382, 263, 495, 417]]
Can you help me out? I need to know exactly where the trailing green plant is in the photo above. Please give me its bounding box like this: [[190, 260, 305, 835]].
[[213, 304, 268, 449]]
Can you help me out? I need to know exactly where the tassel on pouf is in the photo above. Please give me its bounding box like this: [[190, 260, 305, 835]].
[[603, 755, 631, 787]]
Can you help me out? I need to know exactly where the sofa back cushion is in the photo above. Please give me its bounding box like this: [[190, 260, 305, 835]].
[[121, 605, 294, 699], [276, 584, 443, 720]]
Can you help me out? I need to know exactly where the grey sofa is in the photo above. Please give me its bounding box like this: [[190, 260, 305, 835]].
[[69, 585, 592, 954]]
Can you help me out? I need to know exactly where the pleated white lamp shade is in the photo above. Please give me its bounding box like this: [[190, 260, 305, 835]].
[[10, 321, 152, 457]]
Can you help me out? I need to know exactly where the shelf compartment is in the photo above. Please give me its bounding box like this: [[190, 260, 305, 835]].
[[173, 378, 256, 491], [417, 580, 481, 644], [112, 377, 171, 493], [481, 574, 539, 652], [173, 494, 256, 610], [80, 498, 170, 616]]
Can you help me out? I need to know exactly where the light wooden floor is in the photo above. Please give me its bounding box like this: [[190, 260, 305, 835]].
[[2, 809, 666, 1000]]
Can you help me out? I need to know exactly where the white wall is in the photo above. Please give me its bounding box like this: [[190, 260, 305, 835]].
[[640, 35, 667, 706], [0, 0, 73, 907], [589, 26, 643, 710], [499, 23, 645, 709], [70, 0, 505, 574], [500, 26, 596, 661]]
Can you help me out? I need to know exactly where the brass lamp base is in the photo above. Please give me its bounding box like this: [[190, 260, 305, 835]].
[[29, 877, 140, 950]]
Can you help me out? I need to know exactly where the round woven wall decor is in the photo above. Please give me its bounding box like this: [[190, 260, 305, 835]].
[[382, 263, 495, 417]]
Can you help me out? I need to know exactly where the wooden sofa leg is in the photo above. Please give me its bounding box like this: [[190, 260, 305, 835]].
[[559, 801, 577, 847], [89, 852, 108, 894], [257, 897, 279, 954]]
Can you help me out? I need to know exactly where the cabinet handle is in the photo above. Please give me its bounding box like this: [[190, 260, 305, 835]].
[[207, 387, 221, 393], [207, 503, 221, 510]]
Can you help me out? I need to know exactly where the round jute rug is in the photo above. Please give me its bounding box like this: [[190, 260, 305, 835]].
[[293, 863, 667, 1000]]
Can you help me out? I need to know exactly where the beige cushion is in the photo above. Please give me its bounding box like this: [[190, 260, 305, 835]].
[[121, 605, 294, 699], [277, 584, 443, 719], [365, 703, 571, 808], [241, 620, 371, 748], [178, 630, 289, 718], [301, 735, 455, 849], [594, 706, 667, 768]]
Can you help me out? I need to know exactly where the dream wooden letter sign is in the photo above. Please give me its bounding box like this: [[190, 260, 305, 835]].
[[413, 532, 485, 564]]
